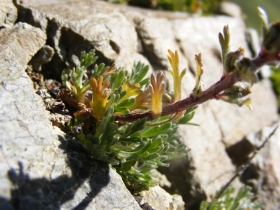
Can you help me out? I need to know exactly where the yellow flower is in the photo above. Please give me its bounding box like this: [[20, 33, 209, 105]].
[[117, 82, 142, 105], [242, 98, 253, 110], [163, 50, 187, 124], [149, 71, 166, 119], [127, 89, 150, 111], [90, 76, 110, 119], [167, 50, 186, 102]]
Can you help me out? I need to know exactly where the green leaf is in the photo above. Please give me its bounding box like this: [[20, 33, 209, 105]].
[[115, 107, 130, 114], [147, 137, 163, 151], [134, 163, 157, 173], [117, 98, 136, 108], [176, 107, 197, 124], [120, 118, 146, 138], [129, 140, 152, 157], [110, 68, 127, 91], [95, 108, 114, 135], [119, 89, 126, 98], [130, 62, 150, 85], [138, 151, 150, 159], [92, 63, 108, 79], [101, 122, 118, 147], [119, 160, 136, 171], [199, 201, 210, 210], [80, 49, 98, 68], [137, 123, 172, 138], [61, 68, 70, 85], [118, 137, 142, 144], [142, 153, 160, 161], [200, 186, 261, 210], [116, 142, 146, 158], [208, 200, 221, 210], [148, 159, 169, 167], [139, 77, 150, 87]]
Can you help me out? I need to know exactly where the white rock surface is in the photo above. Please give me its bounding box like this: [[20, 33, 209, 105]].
[[0, 0, 17, 28], [139, 186, 184, 210], [0, 22, 141, 210], [1, 0, 279, 209]]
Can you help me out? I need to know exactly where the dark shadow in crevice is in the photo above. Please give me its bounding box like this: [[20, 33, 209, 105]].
[[10, 4, 116, 210], [0, 135, 110, 210], [15, 3, 114, 82], [225, 138, 261, 194], [14, 2, 43, 29], [158, 156, 206, 210], [45, 25, 114, 81], [226, 138, 255, 166], [134, 25, 166, 71]]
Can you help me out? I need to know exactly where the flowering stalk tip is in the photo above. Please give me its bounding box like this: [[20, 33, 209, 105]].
[[193, 53, 204, 98], [167, 50, 186, 102], [149, 71, 166, 119], [90, 76, 111, 119]]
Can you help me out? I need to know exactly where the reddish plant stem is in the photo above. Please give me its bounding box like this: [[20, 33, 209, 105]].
[[115, 71, 242, 122], [115, 49, 280, 122], [252, 49, 280, 67]]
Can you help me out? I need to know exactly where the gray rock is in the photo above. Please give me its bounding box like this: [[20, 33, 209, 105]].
[[158, 15, 277, 207], [5, 0, 280, 209], [28, 45, 55, 72], [137, 186, 184, 210], [17, 0, 147, 78], [136, 17, 185, 69], [172, 16, 250, 87], [209, 79, 278, 146], [0, 0, 17, 28], [0, 21, 51, 197], [246, 28, 272, 78], [217, 2, 242, 18], [232, 123, 280, 210], [160, 104, 242, 209], [0, 22, 141, 210]]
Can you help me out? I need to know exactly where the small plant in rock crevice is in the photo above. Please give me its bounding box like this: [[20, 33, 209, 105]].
[[61, 48, 196, 192], [200, 186, 261, 210], [57, 6, 280, 197]]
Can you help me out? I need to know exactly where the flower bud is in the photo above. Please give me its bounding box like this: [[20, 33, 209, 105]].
[[224, 48, 244, 73], [235, 57, 258, 84], [224, 83, 252, 99], [217, 83, 253, 109], [262, 21, 280, 53]]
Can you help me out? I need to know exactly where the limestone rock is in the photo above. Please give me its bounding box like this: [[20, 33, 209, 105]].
[[160, 104, 242, 209], [0, 22, 141, 210], [230, 124, 280, 210], [4, 0, 280, 209], [136, 186, 184, 210], [159, 14, 278, 207], [17, 0, 146, 79], [136, 17, 185, 69], [0, 0, 17, 28], [217, 2, 242, 17], [28, 45, 55, 72], [172, 16, 249, 87], [209, 79, 278, 146], [0, 22, 48, 198]]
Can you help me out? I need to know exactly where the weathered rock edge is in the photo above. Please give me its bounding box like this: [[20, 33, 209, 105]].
[[0, 22, 141, 210]]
